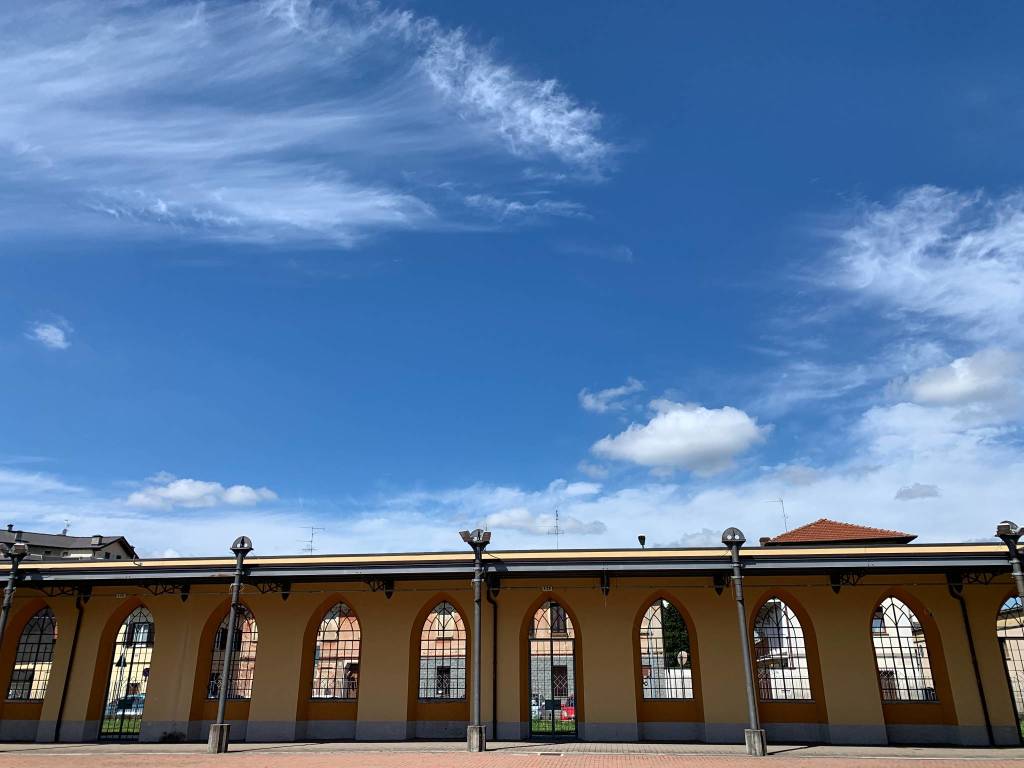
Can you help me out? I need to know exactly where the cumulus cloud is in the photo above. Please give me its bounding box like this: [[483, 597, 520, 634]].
[[892, 348, 1022, 413], [125, 473, 277, 510], [895, 483, 941, 501], [830, 186, 1024, 342], [578, 377, 644, 413], [25, 318, 72, 350], [485, 507, 606, 535], [592, 399, 769, 475], [0, 0, 612, 245]]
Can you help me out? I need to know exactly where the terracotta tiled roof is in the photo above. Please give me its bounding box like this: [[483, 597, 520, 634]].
[[761, 518, 916, 546]]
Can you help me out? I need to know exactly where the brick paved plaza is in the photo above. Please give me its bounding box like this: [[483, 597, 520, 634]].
[[0, 742, 1023, 768]]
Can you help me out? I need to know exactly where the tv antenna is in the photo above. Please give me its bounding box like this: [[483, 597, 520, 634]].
[[62, 518, 72, 536], [300, 525, 325, 555], [547, 509, 564, 550], [765, 497, 788, 531]]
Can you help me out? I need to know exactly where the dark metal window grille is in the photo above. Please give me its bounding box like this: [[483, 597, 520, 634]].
[[753, 597, 812, 701], [640, 599, 693, 700], [871, 597, 936, 702], [417, 602, 465, 701], [7, 608, 57, 701], [529, 601, 577, 736], [998, 597, 1024, 738], [207, 605, 258, 700], [99, 607, 154, 741], [311, 602, 361, 700]]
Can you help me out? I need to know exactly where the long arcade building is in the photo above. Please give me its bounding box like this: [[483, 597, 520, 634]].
[[1, 537, 1024, 747]]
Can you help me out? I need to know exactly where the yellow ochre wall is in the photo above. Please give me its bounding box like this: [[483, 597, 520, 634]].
[[0, 573, 1019, 746]]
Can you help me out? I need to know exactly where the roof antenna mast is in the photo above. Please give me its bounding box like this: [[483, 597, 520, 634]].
[[548, 508, 564, 550], [765, 498, 788, 531], [300, 525, 325, 555]]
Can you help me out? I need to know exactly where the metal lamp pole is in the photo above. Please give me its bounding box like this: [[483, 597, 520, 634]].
[[722, 527, 766, 757], [0, 540, 29, 650], [208, 535, 253, 754], [997, 521, 1024, 602], [460, 528, 491, 752]]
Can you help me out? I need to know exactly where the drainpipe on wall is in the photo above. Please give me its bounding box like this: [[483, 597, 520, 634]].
[[54, 588, 88, 743], [946, 573, 994, 746], [486, 576, 498, 740]]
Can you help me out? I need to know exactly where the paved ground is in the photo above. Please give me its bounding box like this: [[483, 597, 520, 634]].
[[1, 741, 1024, 767]]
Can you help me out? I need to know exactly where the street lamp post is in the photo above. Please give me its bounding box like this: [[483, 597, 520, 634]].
[[996, 521, 1024, 603], [460, 528, 491, 752], [208, 535, 253, 754], [722, 527, 766, 757], [0, 539, 29, 650]]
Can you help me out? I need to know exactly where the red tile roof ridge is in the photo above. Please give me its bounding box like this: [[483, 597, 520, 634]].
[[765, 517, 916, 545]]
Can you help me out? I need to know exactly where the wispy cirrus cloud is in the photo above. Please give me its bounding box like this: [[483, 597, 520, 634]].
[[25, 317, 73, 350], [464, 194, 588, 222], [0, 0, 613, 246], [578, 377, 644, 413], [828, 186, 1024, 342]]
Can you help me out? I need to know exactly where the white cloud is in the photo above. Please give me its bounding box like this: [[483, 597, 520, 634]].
[[0, 468, 81, 495], [895, 483, 940, 501], [892, 348, 1022, 412], [484, 507, 606, 535], [421, 28, 610, 169], [576, 461, 609, 480], [592, 399, 769, 475], [124, 473, 277, 510], [25, 319, 72, 350], [830, 186, 1024, 342], [578, 377, 644, 413], [0, 0, 611, 245], [657, 528, 720, 548], [464, 194, 587, 221]]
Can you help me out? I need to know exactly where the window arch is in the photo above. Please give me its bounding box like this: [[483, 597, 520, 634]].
[[998, 596, 1024, 730], [639, 599, 693, 700], [99, 606, 154, 741], [311, 602, 361, 700], [206, 605, 258, 700], [871, 596, 936, 702], [417, 601, 466, 701], [7, 608, 57, 701], [753, 597, 812, 701]]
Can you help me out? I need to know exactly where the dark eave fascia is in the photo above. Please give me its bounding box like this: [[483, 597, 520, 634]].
[[13, 544, 1010, 587]]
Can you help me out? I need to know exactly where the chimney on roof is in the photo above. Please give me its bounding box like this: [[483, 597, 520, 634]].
[[5, 524, 11, 532], [91, 535, 102, 546]]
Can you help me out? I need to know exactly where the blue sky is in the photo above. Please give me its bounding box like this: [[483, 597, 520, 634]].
[[2, 1, 1023, 556]]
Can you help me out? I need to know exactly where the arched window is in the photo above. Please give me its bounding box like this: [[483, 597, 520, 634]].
[[99, 606, 154, 741], [7, 608, 57, 701], [753, 597, 812, 701], [206, 605, 258, 700], [639, 599, 693, 700], [417, 601, 466, 701], [998, 596, 1024, 730], [872, 596, 936, 702], [528, 601, 578, 736], [311, 602, 361, 700]]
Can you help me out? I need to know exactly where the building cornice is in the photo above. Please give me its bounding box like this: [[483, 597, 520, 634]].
[[12, 543, 1009, 586]]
